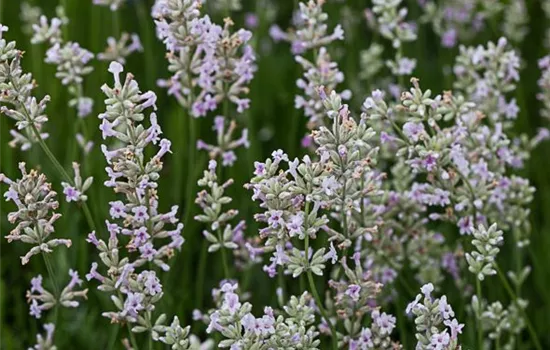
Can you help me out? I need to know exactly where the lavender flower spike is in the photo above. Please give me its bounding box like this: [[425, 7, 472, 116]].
[[61, 162, 93, 203], [29, 323, 56, 350], [87, 61, 183, 333], [1, 163, 71, 265], [0, 25, 50, 150]]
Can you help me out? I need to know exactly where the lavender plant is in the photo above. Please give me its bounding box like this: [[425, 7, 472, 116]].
[[271, 0, 347, 132], [86, 61, 184, 345], [31, 12, 95, 118], [3, 1, 550, 349], [0, 25, 50, 150]]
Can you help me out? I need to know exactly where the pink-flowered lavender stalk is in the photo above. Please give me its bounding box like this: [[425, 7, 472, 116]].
[[98, 32, 143, 64], [154, 0, 256, 167], [419, 0, 504, 48], [271, 0, 348, 134], [0, 25, 50, 150], [86, 61, 184, 341], [31, 13, 95, 119], [1, 162, 87, 346]]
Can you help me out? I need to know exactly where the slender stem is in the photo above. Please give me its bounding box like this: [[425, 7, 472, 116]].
[[126, 322, 139, 350], [112, 10, 121, 38], [475, 278, 483, 350], [306, 267, 338, 350], [195, 240, 208, 310], [107, 324, 120, 350], [277, 266, 286, 304], [28, 119, 97, 232], [395, 295, 408, 349], [216, 228, 230, 279], [495, 265, 542, 350], [182, 116, 197, 228], [301, 198, 337, 349], [42, 253, 60, 298], [42, 252, 60, 326], [30, 122, 71, 182]]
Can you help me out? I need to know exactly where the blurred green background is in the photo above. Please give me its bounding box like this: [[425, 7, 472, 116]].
[[1, 0, 550, 348]]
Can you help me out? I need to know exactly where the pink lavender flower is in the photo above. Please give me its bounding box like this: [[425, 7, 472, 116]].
[[87, 62, 183, 329], [98, 33, 142, 64], [1, 163, 71, 264]]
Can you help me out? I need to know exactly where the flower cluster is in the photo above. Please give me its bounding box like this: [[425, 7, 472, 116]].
[[195, 159, 241, 252], [363, 78, 535, 239], [20, 2, 42, 36], [3, 2, 550, 349], [272, 0, 347, 133], [1, 163, 71, 265], [365, 0, 417, 80], [295, 48, 351, 130], [29, 323, 56, 350], [86, 62, 183, 330], [270, 0, 344, 54], [61, 162, 93, 203], [98, 32, 143, 64], [480, 300, 526, 349], [27, 270, 88, 319], [465, 223, 503, 281], [348, 309, 398, 349], [502, 0, 529, 43], [32, 12, 95, 119], [154, 0, 256, 117], [453, 37, 520, 127], [0, 25, 50, 150], [406, 283, 464, 350], [246, 149, 333, 278], [420, 0, 502, 48], [45, 41, 93, 111], [196, 116, 250, 167], [205, 282, 321, 349]]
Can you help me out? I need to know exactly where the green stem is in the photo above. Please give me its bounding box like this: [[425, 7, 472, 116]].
[[304, 233, 337, 349], [277, 266, 286, 304], [112, 10, 121, 37], [195, 240, 208, 310], [495, 265, 542, 350], [42, 252, 60, 326], [126, 322, 139, 350], [216, 228, 230, 279], [42, 253, 60, 298], [306, 267, 338, 350], [107, 324, 120, 350], [395, 295, 408, 349], [475, 278, 483, 350], [28, 119, 97, 233], [301, 197, 337, 349]]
